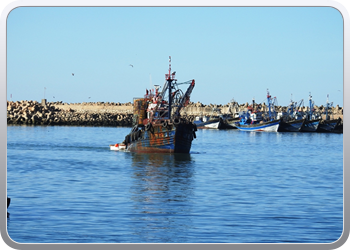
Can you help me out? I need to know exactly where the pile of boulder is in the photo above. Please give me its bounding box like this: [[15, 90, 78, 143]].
[[7, 100, 133, 126], [7, 100, 343, 127]]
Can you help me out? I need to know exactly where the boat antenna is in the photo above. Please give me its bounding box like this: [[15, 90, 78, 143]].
[[167, 56, 172, 119]]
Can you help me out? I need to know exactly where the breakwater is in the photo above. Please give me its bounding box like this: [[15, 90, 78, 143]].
[[7, 100, 343, 126], [7, 101, 133, 126]]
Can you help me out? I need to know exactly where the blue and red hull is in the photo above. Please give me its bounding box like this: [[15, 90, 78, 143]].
[[235, 119, 280, 132], [125, 122, 195, 153]]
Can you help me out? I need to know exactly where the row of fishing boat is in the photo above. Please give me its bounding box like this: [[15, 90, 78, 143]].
[[109, 57, 342, 154], [193, 90, 343, 133]]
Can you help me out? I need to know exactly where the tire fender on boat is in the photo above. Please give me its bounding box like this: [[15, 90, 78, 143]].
[[145, 123, 154, 134]]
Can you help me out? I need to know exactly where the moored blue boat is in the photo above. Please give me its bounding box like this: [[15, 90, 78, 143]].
[[301, 119, 321, 132], [278, 119, 305, 132], [317, 95, 342, 133], [277, 97, 305, 132], [300, 93, 321, 132], [235, 89, 281, 132], [235, 118, 281, 132], [317, 118, 341, 132]]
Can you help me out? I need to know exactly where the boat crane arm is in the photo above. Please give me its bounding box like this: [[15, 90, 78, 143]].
[[173, 79, 195, 118], [296, 99, 304, 111]]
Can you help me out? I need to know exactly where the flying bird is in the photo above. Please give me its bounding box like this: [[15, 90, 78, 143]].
[[88, 97, 91, 99], [129, 64, 133, 67], [72, 73, 74, 76]]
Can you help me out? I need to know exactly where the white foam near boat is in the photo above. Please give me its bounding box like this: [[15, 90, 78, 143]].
[[109, 143, 126, 151]]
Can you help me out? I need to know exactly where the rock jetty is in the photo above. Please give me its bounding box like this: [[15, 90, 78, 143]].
[[7, 100, 133, 126], [7, 100, 343, 127]]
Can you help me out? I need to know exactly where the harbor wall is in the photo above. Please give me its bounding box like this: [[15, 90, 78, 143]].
[[7, 100, 343, 127]]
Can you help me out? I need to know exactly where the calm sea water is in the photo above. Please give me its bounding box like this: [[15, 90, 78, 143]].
[[6, 125, 343, 243]]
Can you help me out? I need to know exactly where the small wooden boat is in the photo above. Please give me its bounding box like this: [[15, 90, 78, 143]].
[[109, 143, 126, 151]]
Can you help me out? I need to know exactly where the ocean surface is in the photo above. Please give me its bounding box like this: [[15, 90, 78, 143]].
[[6, 125, 343, 243]]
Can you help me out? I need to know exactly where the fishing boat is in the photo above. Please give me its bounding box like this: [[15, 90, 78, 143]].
[[333, 119, 343, 133], [318, 118, 341, 132], [193, 108, 223, 129], [300, 93, 321, 132], [302, 119, 321, 132], [277, 97, 305, 132], [235, 90, 281, 132], [219, 114, 239, 129], [317, 94, 342, 133], [278, 119, 305, 132], [218, 99, 240, 129], [235, 116, 281, 132], [113, 57, 197, 153]]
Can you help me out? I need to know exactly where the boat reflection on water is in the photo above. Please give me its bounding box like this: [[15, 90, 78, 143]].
[[129, 153, 194, 190], [131, 152, 192, 167], [128, 153, 195, 240]]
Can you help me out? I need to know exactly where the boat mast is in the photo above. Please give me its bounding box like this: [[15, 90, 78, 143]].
[[326, 94, 329, 120], [267, 89, 272, 121], [309, 92, 313, 120], [167, 56, 172, 120], [165, 56, 175, 119]]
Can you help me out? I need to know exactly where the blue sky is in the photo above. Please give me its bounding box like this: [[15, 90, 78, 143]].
[[6, 6, 343, 106]]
